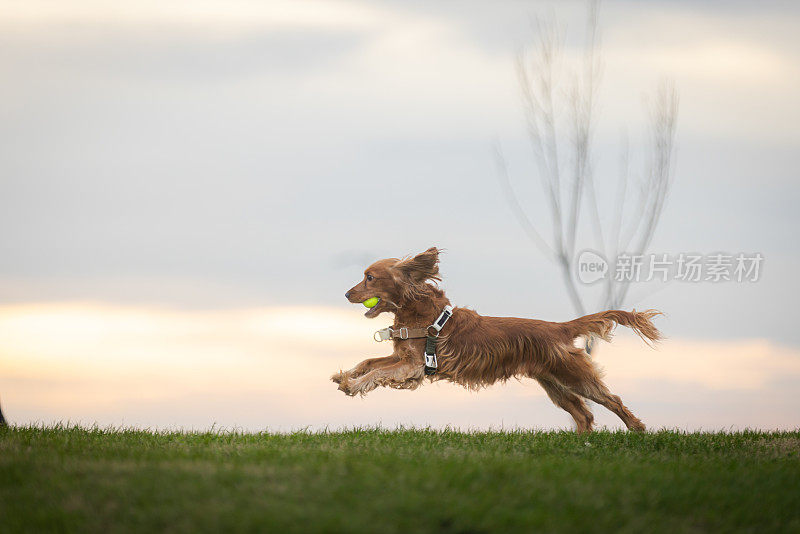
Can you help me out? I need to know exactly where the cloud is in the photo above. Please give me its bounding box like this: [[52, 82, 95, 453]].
[[0, 0, 799, 352], [594, 336, 800, 391], [0, 0, 384, 32]]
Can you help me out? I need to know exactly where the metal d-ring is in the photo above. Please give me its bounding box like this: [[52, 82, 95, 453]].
[[373, 327, 392, 342]]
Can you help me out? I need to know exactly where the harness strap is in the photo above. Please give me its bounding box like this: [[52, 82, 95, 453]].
[[373, 326, 428, 342], [371, 305, 455, 376], [424, 305, 453, 376], [423, 335, 439, 375]]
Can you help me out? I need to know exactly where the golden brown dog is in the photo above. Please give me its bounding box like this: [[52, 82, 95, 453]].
[[331, 247, 661, 432]]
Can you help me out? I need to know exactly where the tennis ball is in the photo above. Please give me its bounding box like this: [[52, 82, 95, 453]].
[[362, 297, 380, 308]]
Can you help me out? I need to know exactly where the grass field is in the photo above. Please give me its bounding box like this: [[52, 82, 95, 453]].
[[1, 426, 799, 533]]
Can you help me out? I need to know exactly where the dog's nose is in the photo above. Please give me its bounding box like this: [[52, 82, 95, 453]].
[[345, 291, 351, 300]]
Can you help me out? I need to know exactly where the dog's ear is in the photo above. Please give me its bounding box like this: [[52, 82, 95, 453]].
[[396, 247, 441, 285]]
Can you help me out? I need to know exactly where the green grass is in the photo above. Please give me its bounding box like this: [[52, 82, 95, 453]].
[[1, 426, 799, 533]]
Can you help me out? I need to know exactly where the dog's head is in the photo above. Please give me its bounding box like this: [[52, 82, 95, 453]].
[[345, 247, 441, 318]]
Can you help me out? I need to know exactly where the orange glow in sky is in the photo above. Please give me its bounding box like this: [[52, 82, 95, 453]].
[[1, 303, 798, 431]]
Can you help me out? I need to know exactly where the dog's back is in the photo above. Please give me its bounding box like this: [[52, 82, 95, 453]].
[[435, 308, 661, 390]]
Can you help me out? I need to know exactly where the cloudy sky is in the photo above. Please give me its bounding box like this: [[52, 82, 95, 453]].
[[1, 0, 798, 431]]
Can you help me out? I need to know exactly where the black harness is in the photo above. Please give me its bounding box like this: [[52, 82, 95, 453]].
[[424, 305, 453, 375]]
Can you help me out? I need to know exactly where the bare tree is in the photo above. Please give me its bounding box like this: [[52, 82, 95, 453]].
[[496, 1, 678, 351]]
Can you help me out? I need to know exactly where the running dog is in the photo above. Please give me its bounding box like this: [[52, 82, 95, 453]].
[[331, 247, 661, 432]]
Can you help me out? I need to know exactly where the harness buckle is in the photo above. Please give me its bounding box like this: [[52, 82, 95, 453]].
[[423, 305, 453, 376], [373, 327, 392, 342], [428, 305, 453, 336], [397, 326, 409, 339], [424, 352, 438, 375]]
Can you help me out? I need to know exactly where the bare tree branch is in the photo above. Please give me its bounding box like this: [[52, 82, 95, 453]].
[[616, 80, 678, 306], [493, 144, 554, 259], [496, 0, 679, 349]]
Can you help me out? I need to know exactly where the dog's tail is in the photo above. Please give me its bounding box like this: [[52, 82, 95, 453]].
[[564, 309, 662, 346]]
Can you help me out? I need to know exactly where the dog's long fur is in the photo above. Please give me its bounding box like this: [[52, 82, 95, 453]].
[[332, 247, 661, 432]]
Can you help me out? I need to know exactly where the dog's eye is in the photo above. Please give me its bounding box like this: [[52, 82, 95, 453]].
[[366, 274, 374, 282]]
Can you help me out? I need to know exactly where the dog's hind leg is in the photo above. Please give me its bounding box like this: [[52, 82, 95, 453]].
[[536, 377, 594, 433], [582, 387, 645, 432], [550, 348, 646, 432]]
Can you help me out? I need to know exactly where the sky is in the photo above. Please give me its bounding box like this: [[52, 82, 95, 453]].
[[1, 0, 798, 431]]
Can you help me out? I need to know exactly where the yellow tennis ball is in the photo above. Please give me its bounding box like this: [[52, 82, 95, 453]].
[[362, 297, 380, 308]]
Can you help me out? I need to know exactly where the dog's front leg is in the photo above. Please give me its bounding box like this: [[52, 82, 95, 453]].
[[337, 360, 424, 397], [331, 355, 400, 385]]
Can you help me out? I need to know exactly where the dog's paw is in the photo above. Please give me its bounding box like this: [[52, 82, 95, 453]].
[[331, 370, 346, 384], [337, 375, 357, 397], [629, 420, 646, 432]]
